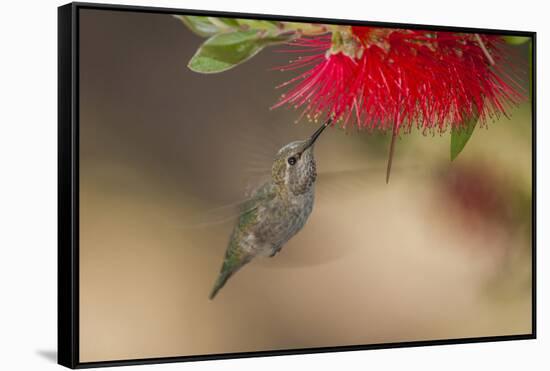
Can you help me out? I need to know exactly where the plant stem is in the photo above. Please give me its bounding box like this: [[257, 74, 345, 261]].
[[386, 129, 398, 184]]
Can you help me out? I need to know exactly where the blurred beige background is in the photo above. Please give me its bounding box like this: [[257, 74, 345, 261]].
[[79, 9, 532, 362]]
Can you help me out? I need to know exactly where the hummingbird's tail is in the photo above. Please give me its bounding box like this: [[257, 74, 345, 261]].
[[209, 269, 233, 300], [209, 254, 251, 300]]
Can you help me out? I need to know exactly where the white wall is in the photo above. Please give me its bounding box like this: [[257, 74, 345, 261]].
[[0, 0, 546, 370]]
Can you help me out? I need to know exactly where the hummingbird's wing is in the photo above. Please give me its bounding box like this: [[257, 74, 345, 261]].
[[176, 197, 258, 229], [174, 162, 432, 268], [176, 181, 275, 229], [315, 162, 432, 203], [174, 164, 392, 229]]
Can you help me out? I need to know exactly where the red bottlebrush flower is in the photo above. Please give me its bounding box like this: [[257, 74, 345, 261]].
[[273, 26, 524, 134]]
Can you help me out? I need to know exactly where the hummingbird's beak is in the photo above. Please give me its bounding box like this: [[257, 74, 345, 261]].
[[305, 118, 332, 150]]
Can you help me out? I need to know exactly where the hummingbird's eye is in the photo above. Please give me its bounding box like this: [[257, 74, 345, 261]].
[[287, 156, 297, 166]]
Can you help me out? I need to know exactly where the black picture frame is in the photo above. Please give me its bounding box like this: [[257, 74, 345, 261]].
[[58, 2, 537, 369]]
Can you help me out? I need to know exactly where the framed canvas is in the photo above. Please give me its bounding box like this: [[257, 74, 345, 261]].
[[58, 2, 536, 368]]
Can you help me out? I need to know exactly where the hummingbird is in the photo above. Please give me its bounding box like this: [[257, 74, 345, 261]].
[[209, 119, 331, 299]]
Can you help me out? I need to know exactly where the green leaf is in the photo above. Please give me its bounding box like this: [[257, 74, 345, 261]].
[[188, 30, 293, 73], [173, 15, 219, 37], [236, 19, 280, 31], [207, 17, 240, 30], [450, 113, 478, 161], [502, 35, 530, 45]]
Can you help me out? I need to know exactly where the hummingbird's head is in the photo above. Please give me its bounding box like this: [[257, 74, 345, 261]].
[[272, 120, 331, 195]]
